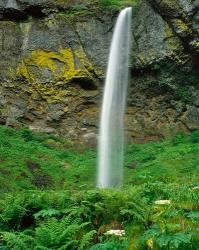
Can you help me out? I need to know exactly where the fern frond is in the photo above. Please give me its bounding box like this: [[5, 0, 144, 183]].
[[78, 230, 97, 250]]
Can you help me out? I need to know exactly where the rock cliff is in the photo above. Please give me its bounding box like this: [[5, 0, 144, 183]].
[[0, 0, 198, 143]]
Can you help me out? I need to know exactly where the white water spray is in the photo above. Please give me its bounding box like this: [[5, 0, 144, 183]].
[[97, 7, 132, 188]]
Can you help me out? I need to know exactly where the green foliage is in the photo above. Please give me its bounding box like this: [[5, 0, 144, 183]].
[[190, 130, 199, 143], [97, 0, 140, 8], [79, 230, 97, 250], [124, 131, 199, 186], [34, 209, 61, 220], [0, 125, 96, 191], [0, 186, 198, 249], [142, 225, 191, 249], [0, 195, 27, 230], [187, 211, 199, 222], [0, 231, 34, 250], [88, 239, 128, 250], [57, 0, 140, 19], [0, 217, 96, 250], [20, 128, 34, 142], [35, 217, 92, 249], [0, 126, 199, 249]]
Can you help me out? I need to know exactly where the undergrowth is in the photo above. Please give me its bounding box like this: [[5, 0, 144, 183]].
[[0, 126, 199, 249]]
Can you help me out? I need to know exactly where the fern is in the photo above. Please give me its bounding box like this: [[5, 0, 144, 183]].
[[120, 200, 149, 226], [59, 223, 85, 242], [34, 208, 61, 220], [0, 231, 34, 250], [35, 216, 93, 249], [88, 240, 128, 250], [34, 246, 49, 250], [187, 211, 199, 222], [58, 240, 78, 250], [79, 230, 97, 250], [0, 196, 27, 229]]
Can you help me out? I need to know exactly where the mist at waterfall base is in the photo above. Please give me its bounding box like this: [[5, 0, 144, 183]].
[[97, 7, 132, 188]]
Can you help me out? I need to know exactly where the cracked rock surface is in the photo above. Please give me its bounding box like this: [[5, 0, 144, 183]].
[[0, 0, 198, 143]]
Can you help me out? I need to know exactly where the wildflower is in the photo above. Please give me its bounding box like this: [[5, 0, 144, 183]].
[[105, 229, 125, 237], [154, 200, 171, 205]]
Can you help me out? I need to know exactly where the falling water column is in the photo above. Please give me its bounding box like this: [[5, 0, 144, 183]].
[[97, 7, 132, 188]]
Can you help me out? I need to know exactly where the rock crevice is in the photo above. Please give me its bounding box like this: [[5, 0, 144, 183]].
[[0, 0, 198, 143]]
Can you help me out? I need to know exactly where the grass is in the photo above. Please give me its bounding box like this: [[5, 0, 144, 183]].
[[0, 125, 198, 192], [0, 125, 199, 249], [0, 126, 96, 192], [96, 0, 140, 8], [57, 0, 140, 19], [124, 133, 199, 186]]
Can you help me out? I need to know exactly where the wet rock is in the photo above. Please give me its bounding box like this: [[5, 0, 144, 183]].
[[190, 39, 199, 52], [0, 0, 198, 142], [180, 105, 199, 131], [171, 18, 192, 38], [132, 0, 183, 67], [82, 132, 97, 148], [126, 162, 138, 169], [146, 0, 199, 56]]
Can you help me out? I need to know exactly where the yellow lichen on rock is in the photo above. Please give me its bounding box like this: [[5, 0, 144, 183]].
[[17, 48, 97, 83], [29, 82, 71, 104], [16, 47, 99, 103], [191, 40, 199, 51], [165, 25, 182, 52], [173, 19, 191, 34], [176, 19, 188, 32]]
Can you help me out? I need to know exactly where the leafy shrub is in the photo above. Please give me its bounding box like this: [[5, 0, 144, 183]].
[[142, 225, 191, 249], [20, 128, 34, 142], [190, 130, 199, 143], [170, 133, 187, 146]]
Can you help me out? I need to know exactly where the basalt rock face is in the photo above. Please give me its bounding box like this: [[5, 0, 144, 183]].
[[0, 0, 198, 143], [128, 0, 199, 142], [0, 0, 114, 142]]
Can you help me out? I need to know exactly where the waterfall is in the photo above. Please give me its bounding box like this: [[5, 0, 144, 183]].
[[97, 7, 132, 188]]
